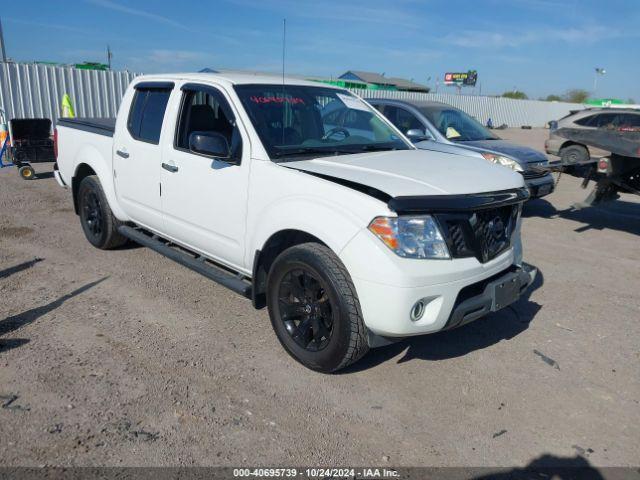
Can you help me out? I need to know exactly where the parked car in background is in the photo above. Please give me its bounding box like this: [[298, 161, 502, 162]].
[[367, 99, 555, 199], [545, 108, 640, 164], [54, 72, 536, 372]]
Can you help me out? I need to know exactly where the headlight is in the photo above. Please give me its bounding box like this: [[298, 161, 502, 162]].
[[481, 152, 524, 172], [368, 215, 450, 259]]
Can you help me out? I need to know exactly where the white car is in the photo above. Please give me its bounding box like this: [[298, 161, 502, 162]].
[[54, 72, 536, 372]]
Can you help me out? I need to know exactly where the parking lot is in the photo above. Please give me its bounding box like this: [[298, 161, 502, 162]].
[[0, 128, 638, 468]]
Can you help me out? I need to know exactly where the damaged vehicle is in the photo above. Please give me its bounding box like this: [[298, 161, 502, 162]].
[[54, 73, 536, 372]]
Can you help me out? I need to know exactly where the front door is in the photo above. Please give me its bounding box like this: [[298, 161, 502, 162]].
[[113, 83, 173, 231], [160, 83, 250, 271]]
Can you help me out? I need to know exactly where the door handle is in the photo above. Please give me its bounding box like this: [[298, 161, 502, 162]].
[[162, 162, 179, 173], [116, 149, 129, 159]]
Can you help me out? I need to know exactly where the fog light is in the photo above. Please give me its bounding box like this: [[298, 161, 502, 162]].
[[410, 300, 426, 321]]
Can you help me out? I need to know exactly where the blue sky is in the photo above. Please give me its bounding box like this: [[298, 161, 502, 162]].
[[3, 0, 639, 100]]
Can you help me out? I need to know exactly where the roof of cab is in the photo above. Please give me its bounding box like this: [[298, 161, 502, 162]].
[[132, 71, 339, 89]]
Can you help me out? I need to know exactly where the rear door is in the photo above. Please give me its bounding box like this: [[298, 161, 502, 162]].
[[113, 82, 173, 231], [159, 83, 250, 271]]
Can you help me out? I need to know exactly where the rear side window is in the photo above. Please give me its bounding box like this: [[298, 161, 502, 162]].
[[575, 114, 596, 126], [127, 87, 172, 144], [591, 113, 618, 128]]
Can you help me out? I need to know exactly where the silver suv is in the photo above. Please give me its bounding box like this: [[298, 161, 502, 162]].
[[545, 108, 640, 164]]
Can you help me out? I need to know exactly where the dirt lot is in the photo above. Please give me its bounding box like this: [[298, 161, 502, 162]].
[[0, 129, 638, 469]]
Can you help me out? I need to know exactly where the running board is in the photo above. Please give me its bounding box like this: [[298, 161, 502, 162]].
[[118, 226, 252, 298]]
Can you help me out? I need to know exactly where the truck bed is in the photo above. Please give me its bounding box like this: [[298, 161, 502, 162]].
[[57, 118, 116, 137], [56, 117, 115, 189]]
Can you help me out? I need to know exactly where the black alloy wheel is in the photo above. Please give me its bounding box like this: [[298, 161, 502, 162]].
[[278, 268, 334, 352], [81, 189, 104, 241], [266, 243, 369, 373], [77, 175, 127, 250]]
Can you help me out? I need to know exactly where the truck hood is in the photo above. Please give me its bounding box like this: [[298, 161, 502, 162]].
[[283, 149, 524, 198], [458, 139, 548, 165]]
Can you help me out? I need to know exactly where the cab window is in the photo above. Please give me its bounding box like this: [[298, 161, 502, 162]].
[[127, 87, 172, 144], [175, 87, 242, 160]]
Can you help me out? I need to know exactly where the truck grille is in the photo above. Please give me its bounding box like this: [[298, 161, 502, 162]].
[[435, 205, 520, 263]]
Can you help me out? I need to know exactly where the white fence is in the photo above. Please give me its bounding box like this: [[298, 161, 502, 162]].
[[0, 62, 137, 127], [1, 62, 584, 128]]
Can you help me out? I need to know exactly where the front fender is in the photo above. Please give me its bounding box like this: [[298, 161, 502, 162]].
[[247, 194, 365, 265]]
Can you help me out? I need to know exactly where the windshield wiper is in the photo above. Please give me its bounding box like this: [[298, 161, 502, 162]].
[[358, 144, 397, 152], [274, 147, 355, 158]]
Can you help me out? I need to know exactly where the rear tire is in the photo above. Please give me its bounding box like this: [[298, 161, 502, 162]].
[[560, 144, 589, 165], [78, 175, 127, 250], [266, 243, 369, 373]]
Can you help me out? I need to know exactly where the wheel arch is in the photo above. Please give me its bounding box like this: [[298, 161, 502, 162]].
[[70, 148, 128, 221], [72, 163, 97, 214], [251, 229, 328, 309]]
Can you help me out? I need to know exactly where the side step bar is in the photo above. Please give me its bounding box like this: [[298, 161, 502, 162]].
[[118, 226, 252, 298]]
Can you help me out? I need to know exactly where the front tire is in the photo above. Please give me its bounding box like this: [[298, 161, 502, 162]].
[[266, 243, 369, 373], [78, 175, 127, 250]]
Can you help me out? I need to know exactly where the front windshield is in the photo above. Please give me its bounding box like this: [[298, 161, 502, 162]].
[[235, 84, 411, 160], [420, 107, 498, 142]]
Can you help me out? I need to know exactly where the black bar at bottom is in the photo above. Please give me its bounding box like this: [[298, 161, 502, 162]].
[[118, 225, 252, 298]]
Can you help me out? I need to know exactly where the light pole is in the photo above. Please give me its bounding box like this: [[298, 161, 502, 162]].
[[0, 17, 7, 62], [593, 67, 606, 95]]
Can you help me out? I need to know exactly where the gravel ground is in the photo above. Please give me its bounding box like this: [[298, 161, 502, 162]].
[[0, 129, 638, 469]]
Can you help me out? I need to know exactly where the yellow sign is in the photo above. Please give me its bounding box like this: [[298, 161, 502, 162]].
[[61, 94, 76, 118]]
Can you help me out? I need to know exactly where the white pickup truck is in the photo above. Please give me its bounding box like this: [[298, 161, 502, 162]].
[[54, 72, 536, 372]]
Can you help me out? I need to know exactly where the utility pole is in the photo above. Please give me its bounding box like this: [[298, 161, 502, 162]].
[[0, 17, 7, 62], [107, 45, 113, 70]]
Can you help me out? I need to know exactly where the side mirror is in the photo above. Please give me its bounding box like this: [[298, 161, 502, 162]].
[[405, 129, 429, 143], [189, 131, 233, 161]]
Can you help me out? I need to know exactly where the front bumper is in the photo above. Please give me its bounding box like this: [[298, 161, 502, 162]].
[[444, 263, 537, 330], [340, 226, 531, 338], [524, 172, 555, 198]]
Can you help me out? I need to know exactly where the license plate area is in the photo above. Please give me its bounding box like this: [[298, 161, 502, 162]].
[[489, 273, 521, 311]]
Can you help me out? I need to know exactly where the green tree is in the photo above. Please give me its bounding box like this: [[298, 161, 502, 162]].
[[627, 98, 637, 104], [564, 89, 590, 103], [545, 94, 563, 102], [502, 90, 528, 100]]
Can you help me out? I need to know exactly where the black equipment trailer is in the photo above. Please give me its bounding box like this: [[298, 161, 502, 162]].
[[547, 127, 640, 208], [3, 118, 55, 179]]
